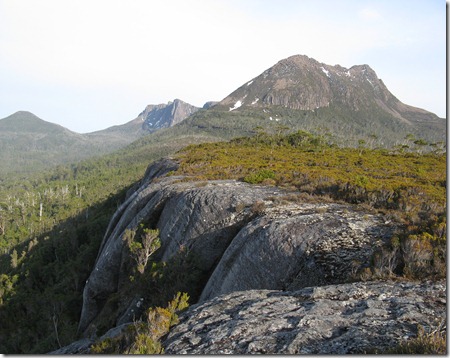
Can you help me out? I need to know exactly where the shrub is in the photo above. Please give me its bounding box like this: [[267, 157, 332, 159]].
[[244, 170, 276, 184], [90, 292, 189, 354], [401, 234, 433, 279], [251, 200, 266, 215], [123, 227, 161, 275], [386, 325, 446, 354]]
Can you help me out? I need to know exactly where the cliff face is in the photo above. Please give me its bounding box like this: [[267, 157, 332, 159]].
[[77, 159, 395, 333], [51, 158, 445, 354], [137, 99, 199, 132]]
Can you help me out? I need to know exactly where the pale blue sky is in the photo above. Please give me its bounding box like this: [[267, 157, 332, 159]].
[[0, 0, 446, 133]]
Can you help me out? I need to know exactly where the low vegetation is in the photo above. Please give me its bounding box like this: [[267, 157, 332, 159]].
[[90, 292, 189, 354], [175, 130, 446, 281], [371, 324, 446, 355]]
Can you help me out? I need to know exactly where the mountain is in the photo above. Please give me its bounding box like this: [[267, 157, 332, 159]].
[[0, 99, 200, 176], [136, 99, 199, 132], [0, 55, 447, 353], [0, 111, 94, 175], [213, 54, 445, 146], [1, 55, 445, 176], [0, 111, 141, 176]]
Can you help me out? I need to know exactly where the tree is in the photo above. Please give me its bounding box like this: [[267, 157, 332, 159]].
[[10, 249, 18, 269], [124, 227, 161, 274]]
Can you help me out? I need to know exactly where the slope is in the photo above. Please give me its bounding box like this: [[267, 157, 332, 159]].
[[215, 54, 445, 146], [0, 98, 202, 177]]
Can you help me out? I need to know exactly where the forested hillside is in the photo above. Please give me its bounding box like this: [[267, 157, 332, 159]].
[[0, 129, 445, 353], [0, 111, 144, 176]]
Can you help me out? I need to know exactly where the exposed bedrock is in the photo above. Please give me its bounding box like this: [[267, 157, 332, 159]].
[[78, 159, 395, 335], [164, 280, 446, 354]]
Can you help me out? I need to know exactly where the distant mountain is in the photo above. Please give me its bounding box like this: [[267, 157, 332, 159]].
[[0, 110, 71, 134], [0, 111, 89, 175], [136, 99, 199, 132], [0, 111, 142, 176], [214, 54, 445, 145], [0, 99, 201, 176], [1, 55, 445, 176]]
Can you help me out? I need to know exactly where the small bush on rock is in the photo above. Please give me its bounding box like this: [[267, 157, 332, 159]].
[[90, 292, 189, 354]]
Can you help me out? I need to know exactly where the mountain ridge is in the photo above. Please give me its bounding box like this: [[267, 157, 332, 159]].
[[137, 99, 200, 132], [0, 54, 445, 176], [0, 98, 200, 176], [219, 54, 443, 127]]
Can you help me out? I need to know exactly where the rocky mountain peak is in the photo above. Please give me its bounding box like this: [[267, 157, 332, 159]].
[[218, 54, 441, 129], [220, 54, 386, 112], [137, 99, 199, 132]]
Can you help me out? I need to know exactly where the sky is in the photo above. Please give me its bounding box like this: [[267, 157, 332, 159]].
[[0, 0, 446, 133]]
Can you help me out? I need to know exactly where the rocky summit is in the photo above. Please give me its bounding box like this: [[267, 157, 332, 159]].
[[220, 54, 439, 122], [217, 55, 445, 145], [136, 99, 199, 132], [77, 158, 395, 334]]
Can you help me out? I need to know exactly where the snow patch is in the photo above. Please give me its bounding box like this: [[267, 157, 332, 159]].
[[247, 80, 253, 86], [366, 78, 374, 86], [269, 117, 273, 121], [345, 71, 351, 77], [320, 66, 330, 77], [251, 98, 259, 105], [229, 100, 243, 111]]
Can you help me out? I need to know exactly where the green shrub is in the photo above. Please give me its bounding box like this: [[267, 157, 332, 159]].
[[90, 292, 189, 354], [244, 169, 276, 184]]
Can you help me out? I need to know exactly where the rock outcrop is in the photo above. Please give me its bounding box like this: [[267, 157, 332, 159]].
[[50, 157, 446, 354], [54, 280, 446, 354], [164, 280, 446, 354], [137, 99, 199, 132], [78, 158, 395, 335]]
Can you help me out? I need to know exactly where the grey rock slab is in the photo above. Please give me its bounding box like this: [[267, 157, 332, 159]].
[[78, 158, 395, 335], [199, 203, 393, 301], [164, 280, 446, 354]]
